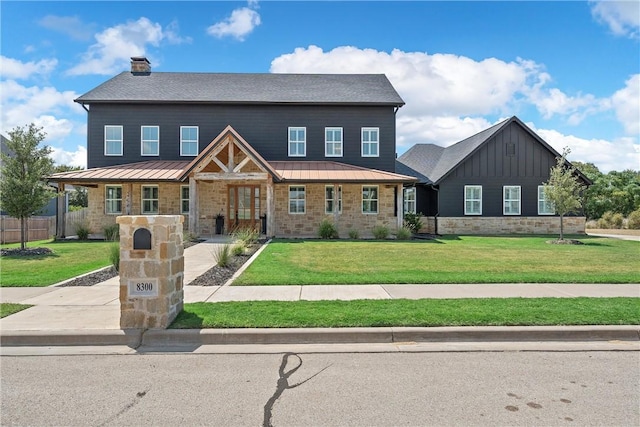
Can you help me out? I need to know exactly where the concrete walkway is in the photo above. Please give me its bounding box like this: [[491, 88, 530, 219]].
[[1, 236, 638, 339]]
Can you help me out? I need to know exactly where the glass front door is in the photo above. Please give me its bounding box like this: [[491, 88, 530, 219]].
[[228, 185, 260, 231]]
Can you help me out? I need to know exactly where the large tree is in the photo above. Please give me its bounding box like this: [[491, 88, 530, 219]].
[[0, 124, 55, 249], [543, 148, 586, 241]]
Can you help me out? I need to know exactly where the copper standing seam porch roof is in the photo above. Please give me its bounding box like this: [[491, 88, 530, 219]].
[[49, 160, 417, 184]]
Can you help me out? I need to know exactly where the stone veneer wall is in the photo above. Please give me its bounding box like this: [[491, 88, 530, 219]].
[[117, 215, 184, 329], [436, 216, 586, 235], [87, 183, 188, 235], [274, 183, 398, 238]]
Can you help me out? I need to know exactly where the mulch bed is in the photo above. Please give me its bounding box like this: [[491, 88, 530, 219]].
[[187, 240, 266, 287], [0, 247, 53, 257]]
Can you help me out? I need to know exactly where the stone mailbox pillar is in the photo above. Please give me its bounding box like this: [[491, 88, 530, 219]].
[[116, 215, 184, 329]]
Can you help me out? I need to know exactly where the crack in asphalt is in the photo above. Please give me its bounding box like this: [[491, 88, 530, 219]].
[[97, 387, 150, 426], [263, 353, 332, 427]]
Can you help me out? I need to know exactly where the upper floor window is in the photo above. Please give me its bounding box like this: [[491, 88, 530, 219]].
[[403, 187, 416, 214], [362, 185, 379, 214], [181, 185, 190, 214], [325, 127, 343, 157], [464, 185, 482, 215], [180, 126, 198, 157], [288, 127, 306, 157], [104, 126, 123, 156], [289, 186, 306, 214], [503, 186, 521, 215], [142, 185, 159, 214], [141, 126, 159, 156], [362, 127, 379, 157], [105, 185, 122, 214], [325, 185, 342, 214], [538, 186, 554, 215]]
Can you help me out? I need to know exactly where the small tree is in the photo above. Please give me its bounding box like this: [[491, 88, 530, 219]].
[[0, 124, 55, 249], [543, 147, 585, 241]]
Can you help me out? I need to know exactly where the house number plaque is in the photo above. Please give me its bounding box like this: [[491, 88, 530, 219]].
[[128, 278, 159, 297]]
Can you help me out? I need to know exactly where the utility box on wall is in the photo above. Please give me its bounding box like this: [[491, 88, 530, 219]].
[[116, 215, 184, 329]]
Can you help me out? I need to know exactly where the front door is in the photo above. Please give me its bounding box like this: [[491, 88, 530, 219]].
[[228, 185, 260, 231]]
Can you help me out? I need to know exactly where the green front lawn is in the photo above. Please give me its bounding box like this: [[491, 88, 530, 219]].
[[235, 235, 640, 285], [0, 303, 33, 318], [1, 239, 113, 287], [171, 298, 640, 328]]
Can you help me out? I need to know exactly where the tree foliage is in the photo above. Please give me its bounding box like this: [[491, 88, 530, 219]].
[[0, 124, 55, 249], [572, 161, 640, 220], [543, 148, 585, 240]]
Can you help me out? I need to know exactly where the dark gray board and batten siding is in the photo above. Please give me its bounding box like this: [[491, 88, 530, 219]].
[[437, 121, 558, 217], [86, 103, 398, 172]]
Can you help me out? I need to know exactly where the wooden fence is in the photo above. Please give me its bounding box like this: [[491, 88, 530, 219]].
[[65, 208, 88, 236], [0, 216, 56, 244]]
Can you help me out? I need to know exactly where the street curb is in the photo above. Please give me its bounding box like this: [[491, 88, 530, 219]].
[[0, 329, 143, 347], [2, 326, 638, 348]]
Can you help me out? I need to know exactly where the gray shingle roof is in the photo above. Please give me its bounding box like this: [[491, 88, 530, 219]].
[[75, 72, 405, 106], [397, 118, 511, 184]]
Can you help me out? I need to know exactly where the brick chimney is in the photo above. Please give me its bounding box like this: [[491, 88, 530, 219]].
[[130, 56, 151, 74]]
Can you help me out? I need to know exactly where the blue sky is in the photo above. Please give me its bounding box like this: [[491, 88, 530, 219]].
[[1, 0, 638, 172]]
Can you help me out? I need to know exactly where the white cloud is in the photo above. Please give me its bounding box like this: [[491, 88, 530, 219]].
[[0, 79, 82, 145], [0, 56, 57, 80], [207, 6, 261, 41], [50, 145, 87, 168], [38, 15, 96, 41], [271, 46, 543, 118], [534, 127, 639, 173], [66, 17, 188, 76], [396, 115, 497, 150], [591, 0, 640, 39], [611, 74, 640, 135]]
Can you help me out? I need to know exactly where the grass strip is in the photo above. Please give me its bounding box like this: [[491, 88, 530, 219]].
[[0, 303, 33, 318], [1, 239, 113, 287], [235, 236, 640, 285], [170, 298, 640, 329]]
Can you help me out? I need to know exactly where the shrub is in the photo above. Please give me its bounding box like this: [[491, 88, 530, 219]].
[[611, 213, 624, 229], [585, 220, 598, 229], [348, 229, 359, 240], [103, 224, 119, 241], [74, 221, 90, 240], [233, 227, 259, 247], [183, 232, 198, 243], [372, 225, 389, 240], [108, 242, 120, 272], [213, 243, 232, 267], [403, 212, 423, 234], [318, 218, 339, 239], [627, 209, 640, 230], [396, 227, 412, 240], [599, 211, 614, 228], [232, 244, 244, 256]]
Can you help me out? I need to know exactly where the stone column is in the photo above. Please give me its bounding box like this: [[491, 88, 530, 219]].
[[116, 215, 184, 329]]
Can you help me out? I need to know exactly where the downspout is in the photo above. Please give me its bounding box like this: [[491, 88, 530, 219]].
[[430, 184, 439, 235]]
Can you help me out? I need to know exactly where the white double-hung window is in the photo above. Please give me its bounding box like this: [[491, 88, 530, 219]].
[[538, 185, 554, 215], [142, 185, 159, 214], [104, 126, 123, 156], [325, 185, 342, 214], [464, 185, 482, 215], [362, 186, 379, 214], [180, 126, 198, 156], [141, 126, 159, 156], [288, 127, 306, 157], [325, 127, 343, 157], [403, 187, 416, 214], [503, 186, 521, 215], [362, 127, 379, 157], [289, 186, 306, 214], [105, 186, 122, 214]]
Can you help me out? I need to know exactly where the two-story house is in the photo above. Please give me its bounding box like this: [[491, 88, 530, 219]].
[[49, 57, 417, 238]]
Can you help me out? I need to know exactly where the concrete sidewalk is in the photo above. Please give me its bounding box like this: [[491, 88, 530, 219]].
[[1, 237, 638, 348]]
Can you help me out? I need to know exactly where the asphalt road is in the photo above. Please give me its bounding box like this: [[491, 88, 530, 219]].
[[1, 351, 638, 426]]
